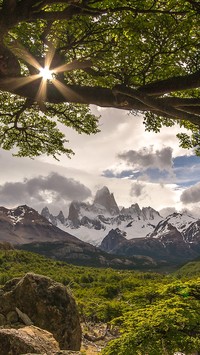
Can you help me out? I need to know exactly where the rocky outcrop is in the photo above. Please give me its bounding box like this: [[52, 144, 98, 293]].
[[0, 273, 82, 350], [0, 326, 60, 355], [57, 210, 65, 224]]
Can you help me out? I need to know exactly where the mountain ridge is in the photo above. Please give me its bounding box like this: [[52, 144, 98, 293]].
[[1, 186, 200, 268]]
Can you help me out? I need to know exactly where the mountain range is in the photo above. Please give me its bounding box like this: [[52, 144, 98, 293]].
[[1, 186, 200, 268], [41, 186, 162, 245], [0, 204, 156, 269], [41, 186, 200, 265]]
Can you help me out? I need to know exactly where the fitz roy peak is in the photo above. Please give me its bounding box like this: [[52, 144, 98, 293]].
[[41, 186, 162, 245], [93, 186, 119, 215]]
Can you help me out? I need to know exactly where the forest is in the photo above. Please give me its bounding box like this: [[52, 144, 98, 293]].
[[0, 249, 200, 354]]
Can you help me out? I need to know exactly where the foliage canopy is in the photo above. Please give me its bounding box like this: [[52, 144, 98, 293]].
[[0, 0, 199, 157]]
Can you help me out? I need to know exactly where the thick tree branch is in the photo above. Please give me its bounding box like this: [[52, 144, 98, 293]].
[[113, 85, 200, 126], [139, 70, 200, 96]]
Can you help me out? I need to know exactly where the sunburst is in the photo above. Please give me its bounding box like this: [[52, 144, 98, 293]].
[[39, 67, 54, 80], [7, 43, 80, 103]]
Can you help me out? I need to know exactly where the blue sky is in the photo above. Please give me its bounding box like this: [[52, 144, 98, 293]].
[[173, 155, 200, 187], [102, 154, 200, 188]]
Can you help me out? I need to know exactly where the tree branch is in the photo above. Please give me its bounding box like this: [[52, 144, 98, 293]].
[[113, 85, 200, 126], [139, 70, 200, 96]]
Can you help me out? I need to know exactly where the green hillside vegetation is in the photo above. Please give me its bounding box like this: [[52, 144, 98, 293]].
[[174, 258, 200, 279], [0, 249, 200, 355]]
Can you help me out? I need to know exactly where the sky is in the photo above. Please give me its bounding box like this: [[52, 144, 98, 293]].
[[0, 105, 200, 218]]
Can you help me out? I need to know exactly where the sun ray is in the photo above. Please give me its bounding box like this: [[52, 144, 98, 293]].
[[9, 41, 42, 71], [36, 78, 47, 104], [54, 59, 92, 73], [52, 78, 82, 102], [44, 45, 56, 70], [2, 42, 88, 104], [0, 74, 41, 90]]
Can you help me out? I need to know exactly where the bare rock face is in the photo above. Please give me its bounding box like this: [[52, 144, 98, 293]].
[[93, 186, 119, 215], [0, 273, 81, 350], [0, 326, 60, 355]]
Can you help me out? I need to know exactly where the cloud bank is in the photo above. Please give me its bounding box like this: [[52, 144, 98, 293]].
[[118, 146, 173, 171], [0, 172, 91, 211]]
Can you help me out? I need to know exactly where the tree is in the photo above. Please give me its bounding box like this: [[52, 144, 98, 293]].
[[103, 279, 200, 355], [103, 296, 200, 355], [0, 0, 199, 158]]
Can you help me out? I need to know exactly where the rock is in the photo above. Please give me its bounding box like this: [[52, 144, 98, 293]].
[[0, 313, 6, 325], [6, 310, 18, 324], [100, 228, 127, 253], [68, 202, 80, 227], [0, 325, 60, 355], [0, 273, 81, 350], [15, 307, 33, 325]]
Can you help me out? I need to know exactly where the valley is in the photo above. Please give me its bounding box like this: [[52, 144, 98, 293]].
[[0, 186, 200, 352]]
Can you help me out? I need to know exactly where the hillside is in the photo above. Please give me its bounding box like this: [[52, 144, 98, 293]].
[[174, 257, 200, 278]]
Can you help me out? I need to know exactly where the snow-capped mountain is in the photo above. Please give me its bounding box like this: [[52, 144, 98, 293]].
[[0, 205, 79, 244], [149, 212, 197, 240], [41, 186, 162, 245], [100, 212, 200, 264]]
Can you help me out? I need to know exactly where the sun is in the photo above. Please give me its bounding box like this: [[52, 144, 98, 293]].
[[39, 66, 53, 80]]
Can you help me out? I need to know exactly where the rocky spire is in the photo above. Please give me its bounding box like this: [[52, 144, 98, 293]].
[[93, 186, 119, 215], [68, 201, 80, 227]]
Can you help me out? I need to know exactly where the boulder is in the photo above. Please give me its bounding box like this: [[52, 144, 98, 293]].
[[0, 325, 60, 354], [0, 273, 81, 350]]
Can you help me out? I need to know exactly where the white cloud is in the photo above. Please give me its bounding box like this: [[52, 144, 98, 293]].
[[118, 146, 173, 171], [180, 183, 200, 204], [159, 207, 177, 217]]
